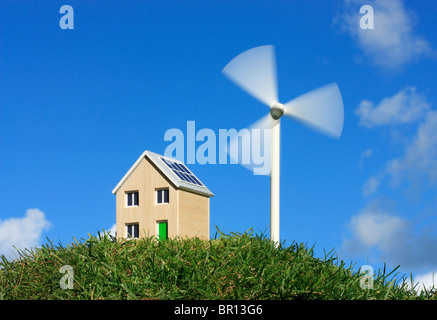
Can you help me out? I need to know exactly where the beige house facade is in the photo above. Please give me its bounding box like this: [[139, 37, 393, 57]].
[[112, 150, 213, 240]]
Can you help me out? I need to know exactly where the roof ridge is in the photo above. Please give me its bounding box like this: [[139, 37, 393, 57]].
[[112, 150, 213, 197]]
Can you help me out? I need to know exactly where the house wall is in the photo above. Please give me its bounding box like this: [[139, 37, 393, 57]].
[[115, 156, 211, 241], [177, 189, 210, 240], [115, 157, 178, 239]]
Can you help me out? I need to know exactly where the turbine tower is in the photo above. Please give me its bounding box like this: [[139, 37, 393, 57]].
[[222, 45, 344, 244]]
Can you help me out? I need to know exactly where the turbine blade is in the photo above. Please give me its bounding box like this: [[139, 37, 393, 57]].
[[284, 83, 344, 139], [224, 113, 276, 176], [222, 45, 278, 107]]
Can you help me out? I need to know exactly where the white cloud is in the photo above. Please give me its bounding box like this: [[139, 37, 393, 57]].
[[362, 176, 381, 195], [361, 110, 437, 194], [362, 148, 372, 159], [412, 270, 437, 292], [355, 87, 430, 128], [0, 208, 51, 259], [350, 88, 437, 285], [107, 223, 116, 237], [344, 200, 407, 249], [359, 148, 372, 167], [341, 200, 437, 272], [338, 0, 433, 69], [385, 111, 437, 187], [356, 88, 437, 195]]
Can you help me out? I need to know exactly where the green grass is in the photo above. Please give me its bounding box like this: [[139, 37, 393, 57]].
[[0, 229, 435, 300]]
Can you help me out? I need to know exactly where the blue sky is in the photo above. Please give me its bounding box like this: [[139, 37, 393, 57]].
[[1, 0, 437, 290]]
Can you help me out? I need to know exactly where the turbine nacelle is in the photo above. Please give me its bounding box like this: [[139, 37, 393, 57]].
[[270, 102, 284, 120]]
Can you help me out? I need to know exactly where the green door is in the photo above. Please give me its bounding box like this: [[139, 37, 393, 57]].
[[158, 221, 168, 240]]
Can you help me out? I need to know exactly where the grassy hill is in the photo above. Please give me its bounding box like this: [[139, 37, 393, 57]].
[[0, 230, 435, 300]]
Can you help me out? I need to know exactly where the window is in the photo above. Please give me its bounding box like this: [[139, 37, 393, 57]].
[[156, 189, 169, 204], [126, 223, 139, 239], [126, 191, 139, 207]]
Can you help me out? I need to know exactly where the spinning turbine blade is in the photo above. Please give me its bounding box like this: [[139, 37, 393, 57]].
[[226, 113, 277, 175], [221, 44, 345, 244], [284, 83, 344, 139], [222, 45, 278, 107]]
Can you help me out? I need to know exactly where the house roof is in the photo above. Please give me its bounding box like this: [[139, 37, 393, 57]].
[[112, 150, 214, 197]]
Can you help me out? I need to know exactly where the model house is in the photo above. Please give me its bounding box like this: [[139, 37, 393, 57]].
[[112, 150, 213, 240]]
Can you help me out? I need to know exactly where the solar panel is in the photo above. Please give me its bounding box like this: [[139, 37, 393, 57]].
[[160, 157, 203, 186]]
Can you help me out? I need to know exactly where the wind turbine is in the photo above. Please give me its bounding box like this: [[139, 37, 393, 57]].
[[222, 45, 344, 244]]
